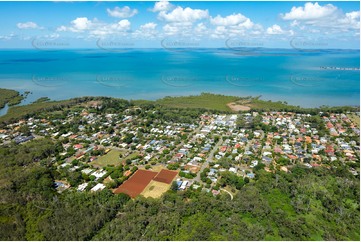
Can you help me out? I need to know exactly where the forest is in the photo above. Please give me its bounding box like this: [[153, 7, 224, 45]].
[[0, 138, 359, 240], [0, 88, 25, 109]]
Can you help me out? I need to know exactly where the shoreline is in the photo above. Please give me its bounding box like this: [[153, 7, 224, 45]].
[[0, 91, 359, 120]]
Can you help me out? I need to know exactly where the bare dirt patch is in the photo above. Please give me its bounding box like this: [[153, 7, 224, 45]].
[[227, 102, 251, 112], [153, 169, 178, 184]]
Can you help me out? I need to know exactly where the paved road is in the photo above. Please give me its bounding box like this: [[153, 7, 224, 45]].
[[194, 137, 223, 183]]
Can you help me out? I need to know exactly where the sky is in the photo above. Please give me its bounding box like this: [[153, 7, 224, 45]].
[[0, 1, 359, 49]]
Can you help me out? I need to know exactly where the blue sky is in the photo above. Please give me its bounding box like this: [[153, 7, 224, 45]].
[[0, 1, 359, 49]]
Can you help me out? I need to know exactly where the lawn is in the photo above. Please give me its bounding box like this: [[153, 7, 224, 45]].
[[90, 150, 123, 167], [140, 180, 171, 198]]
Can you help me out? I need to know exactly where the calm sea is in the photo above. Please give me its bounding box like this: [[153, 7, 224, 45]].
[[0, 48, 359, 108]]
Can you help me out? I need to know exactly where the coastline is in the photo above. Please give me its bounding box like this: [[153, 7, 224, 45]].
[[0, 91, 359, 122]]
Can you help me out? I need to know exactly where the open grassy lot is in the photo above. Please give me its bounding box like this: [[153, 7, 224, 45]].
[[148, 165, 167, 172], [90, 150, 123, 167], [141, 180, 171, 198], [124, 152, 139, 161]]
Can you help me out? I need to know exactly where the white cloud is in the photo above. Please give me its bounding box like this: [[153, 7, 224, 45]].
[[337, 11, 360, 30], [17, 21, 41, 29], [266, 24, 284, 35], [150, 1, 174, 12], [210, 13, 248, 26], [281, 2, 359, 35], [0, 33, 16, 40], [133, 22, 158, 38], [57, 17, 131, 37], [194, 23, 208, 36], [162, 22, 193, 36], [117, 19, 131, 29], [208, 13, 262, 39], [89, 19, 131, 36], [158, 6, 209, 23], [281, 2, 338, 21], [107, 6, 138, 18], [71, 17, 93, 31], [139, 22, 157, 31], [57, 17, 93, 32]]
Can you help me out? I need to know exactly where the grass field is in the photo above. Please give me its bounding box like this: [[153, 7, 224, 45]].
[[90, 150, 123, 167], [124, 152, 139, 161], [141, 180, 171, 198], [148, 165, 166, 172]]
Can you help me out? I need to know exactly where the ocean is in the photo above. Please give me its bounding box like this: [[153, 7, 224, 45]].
[[0, 48, 359, 108]]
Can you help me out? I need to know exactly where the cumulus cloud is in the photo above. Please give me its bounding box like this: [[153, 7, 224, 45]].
[[89, 19, 131, 36], [158, 6, 209, 23], [281, 2, 338, 21], [162, 22, 193, 36], [57, 17, 131, 37], [139, 22, 157, 31], [337, 11, 360, 30], [266, 24, 295, 36], [17, 21, 41, 29], [281, 2, 360, 32], [209, 13, 262, 39], [57, 17, 93, 32], [107, 6, 138, 18], [133, 22, 158, 38], [150, 1, 174, 12], [71, 17, 93, 31], [210, 13, 248, 26], [266, 24, 284, 35]]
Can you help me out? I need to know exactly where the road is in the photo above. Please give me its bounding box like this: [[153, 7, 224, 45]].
[[194, 137, 223, 183]]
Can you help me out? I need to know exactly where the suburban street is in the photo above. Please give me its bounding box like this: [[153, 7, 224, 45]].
[[195, 137, 223, 183]]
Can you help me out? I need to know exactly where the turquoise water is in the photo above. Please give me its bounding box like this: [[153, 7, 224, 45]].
[[0, 48, 359, 108]]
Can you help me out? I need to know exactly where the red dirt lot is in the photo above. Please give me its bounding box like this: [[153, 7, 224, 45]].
[[153, 169, 178, 184], [114, 170, 158, 198]]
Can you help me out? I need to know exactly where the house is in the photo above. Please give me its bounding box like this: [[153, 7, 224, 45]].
[[73, 144, 83, 150], [250, 160, 258, 168], [180, 181, 188, 190], [229, 167, 237, 173], [77, 183, 88, 192], [14, 135, 35, 144], [90, 183, 106, 192]]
